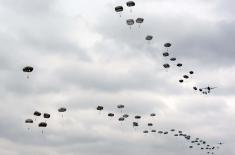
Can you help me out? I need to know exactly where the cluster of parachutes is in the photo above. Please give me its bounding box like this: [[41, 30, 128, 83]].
[[159, 129, 223, 155], [162, 43, 194, 83], [96, 105, 157, 129], [114, 1, 216, 95], [115, 1, 144, 29], [96, 105, 222, 154], [22, 66, 67, 134], [25, 108, 67, 134], [161, 44, 217, 95]]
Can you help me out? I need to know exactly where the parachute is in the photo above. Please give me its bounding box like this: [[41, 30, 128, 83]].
[[25, 119, 33, 130], [136, 18, 144, 27], [177, 63, 183, 67], [183, 75, 189, 79], [179, 79, 184, 83], [43, 113, 50, 119], [189, 71, 194, 75], [117, 104, 125, 113], [43, 113, 50, 123], [108, 113, 114, 117], [164, 43, 172, 48], [38, 122, 47, 134], [134, 115, 141, 119], [126, 1, 135, 12], [145, 35, 153, 41], [58, 107, 67, 112], [123, 114, 129, 118], [22, 66, 33, 79], [164, 43, 172, 51], [97, 106, 104, 114], [33, 111, 41, 121], [126, 19, 135, 29], [143, 130, 149, 134], [163, 63, 170, 69], [25, 119, 33, 123], [158, 131, 163, 134], [163, 52, 169, 57], [170, 57, 176, 61], [115, 6, 123, 17], [58, 107, 67, 117], [118, 117, 125, 121], [133, 122, 138, 127]]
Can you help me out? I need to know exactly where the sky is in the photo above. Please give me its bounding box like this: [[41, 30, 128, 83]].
[[0, 0, 235, 155]]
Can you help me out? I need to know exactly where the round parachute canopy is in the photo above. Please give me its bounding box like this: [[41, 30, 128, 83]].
[[97, 106, 103, 111], [179, 79, 184, 83], [43, 113, 50, 119], [134, 115, 141, 119], [148, 123, 153, 126], [177, 63, 183, 67], [145, 35, 153, 41], [136, 18, 144, 24], [163, 63, 170, 69], [143, 130, 149, 134], [170, 57, 176, 61], [25, 119, 33, 123], [126, 19, 134, 26], [164, 132, 168, 134], [189, 71, 194, 74], [150, 113, 156, 117], [58, 107, 66, 112], [23, 66, 33, 72], [108, 113, 114, 117], [183, 75, 189, 79], [115, 6, 123, 12], [189, 146, 193, 148], [164, 43, 172, 48], [170, 129, 175, 132], [38, 122, 47, 127], [151, 130, 156, 133], [133, 122, 138, 127], [158, 131, 163, 134], [117, 104, 125, 109], [123, 114, 129, 118], [163, 52, 169, 57], [193, 87, 198, 90], [118, 117, 125, 121], [126, 1, 135, 7], [174, 134, 179, 136], [34, 111, 41, 116]]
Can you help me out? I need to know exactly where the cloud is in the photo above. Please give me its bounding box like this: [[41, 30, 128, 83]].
[[0, 0, 234, 155]]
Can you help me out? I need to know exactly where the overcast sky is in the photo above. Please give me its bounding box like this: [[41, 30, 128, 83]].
[[0, 0, 234, 155]]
